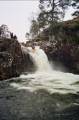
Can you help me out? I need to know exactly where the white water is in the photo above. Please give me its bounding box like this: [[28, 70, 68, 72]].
[[28, 46, 52, 72], [11, 46, 79, 94]]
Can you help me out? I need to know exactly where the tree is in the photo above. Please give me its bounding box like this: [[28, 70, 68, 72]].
[[25, 32, 30, 40], [39, 0, 69, 23], [71, 0, 79, 16], [0, 24, 10, 38], [28, 0, 79, 41], [37, 0, 69, 41], [30, 19, 39, 39], [38, 0, 79, 41]]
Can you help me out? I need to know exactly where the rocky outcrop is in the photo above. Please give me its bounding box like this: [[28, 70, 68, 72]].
[[0, 38, 35, 80], [44, 43, 79, 73], [0, 38, 23, 80]]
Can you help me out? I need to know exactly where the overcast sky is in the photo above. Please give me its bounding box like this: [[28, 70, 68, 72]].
[[0, 1, 74, 42], [0, 1, 39, 42]]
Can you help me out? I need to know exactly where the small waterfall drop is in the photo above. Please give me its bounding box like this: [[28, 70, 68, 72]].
[[11, 45, 79, 94], [28, 46, 52, 72]]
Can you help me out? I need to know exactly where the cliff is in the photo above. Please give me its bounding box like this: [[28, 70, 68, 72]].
[[0, 38, 34, 80]]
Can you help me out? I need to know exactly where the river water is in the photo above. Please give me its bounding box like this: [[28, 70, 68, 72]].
[[0, 46, 79, 120]]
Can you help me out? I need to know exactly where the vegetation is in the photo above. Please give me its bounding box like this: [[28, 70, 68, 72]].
[[0, 24, 10, 38], [0, 24, 17, 40], [30, 20, 39, 39], [26, 0, 79, 44]]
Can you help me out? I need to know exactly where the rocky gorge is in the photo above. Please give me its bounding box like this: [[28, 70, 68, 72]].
[[0, 18, 79, 120], [0, 17, 79, 80]]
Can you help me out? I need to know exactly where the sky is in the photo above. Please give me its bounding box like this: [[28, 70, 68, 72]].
[[0, 1, 74, 43], [0, 1, 39, 42]]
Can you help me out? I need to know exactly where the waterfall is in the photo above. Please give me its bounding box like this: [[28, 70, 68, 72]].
[[11, 45, 79, 94], [28, 46, 52, 72]]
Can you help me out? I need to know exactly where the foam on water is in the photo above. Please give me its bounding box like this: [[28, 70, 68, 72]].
[[10, 46, 79, 94]]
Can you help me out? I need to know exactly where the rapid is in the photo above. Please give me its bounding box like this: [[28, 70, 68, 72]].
[[11, 46, 79, 94]]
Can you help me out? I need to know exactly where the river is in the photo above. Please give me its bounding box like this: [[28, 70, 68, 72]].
[[0, 46, 79, 120]]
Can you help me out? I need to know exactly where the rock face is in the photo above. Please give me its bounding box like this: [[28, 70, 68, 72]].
[[44, 43, 79, 73], [0, 38, 23, 80], [0, 38, 35, 80]]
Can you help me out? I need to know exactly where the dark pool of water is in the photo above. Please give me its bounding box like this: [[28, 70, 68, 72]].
[[0, 79, 79, 120]]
